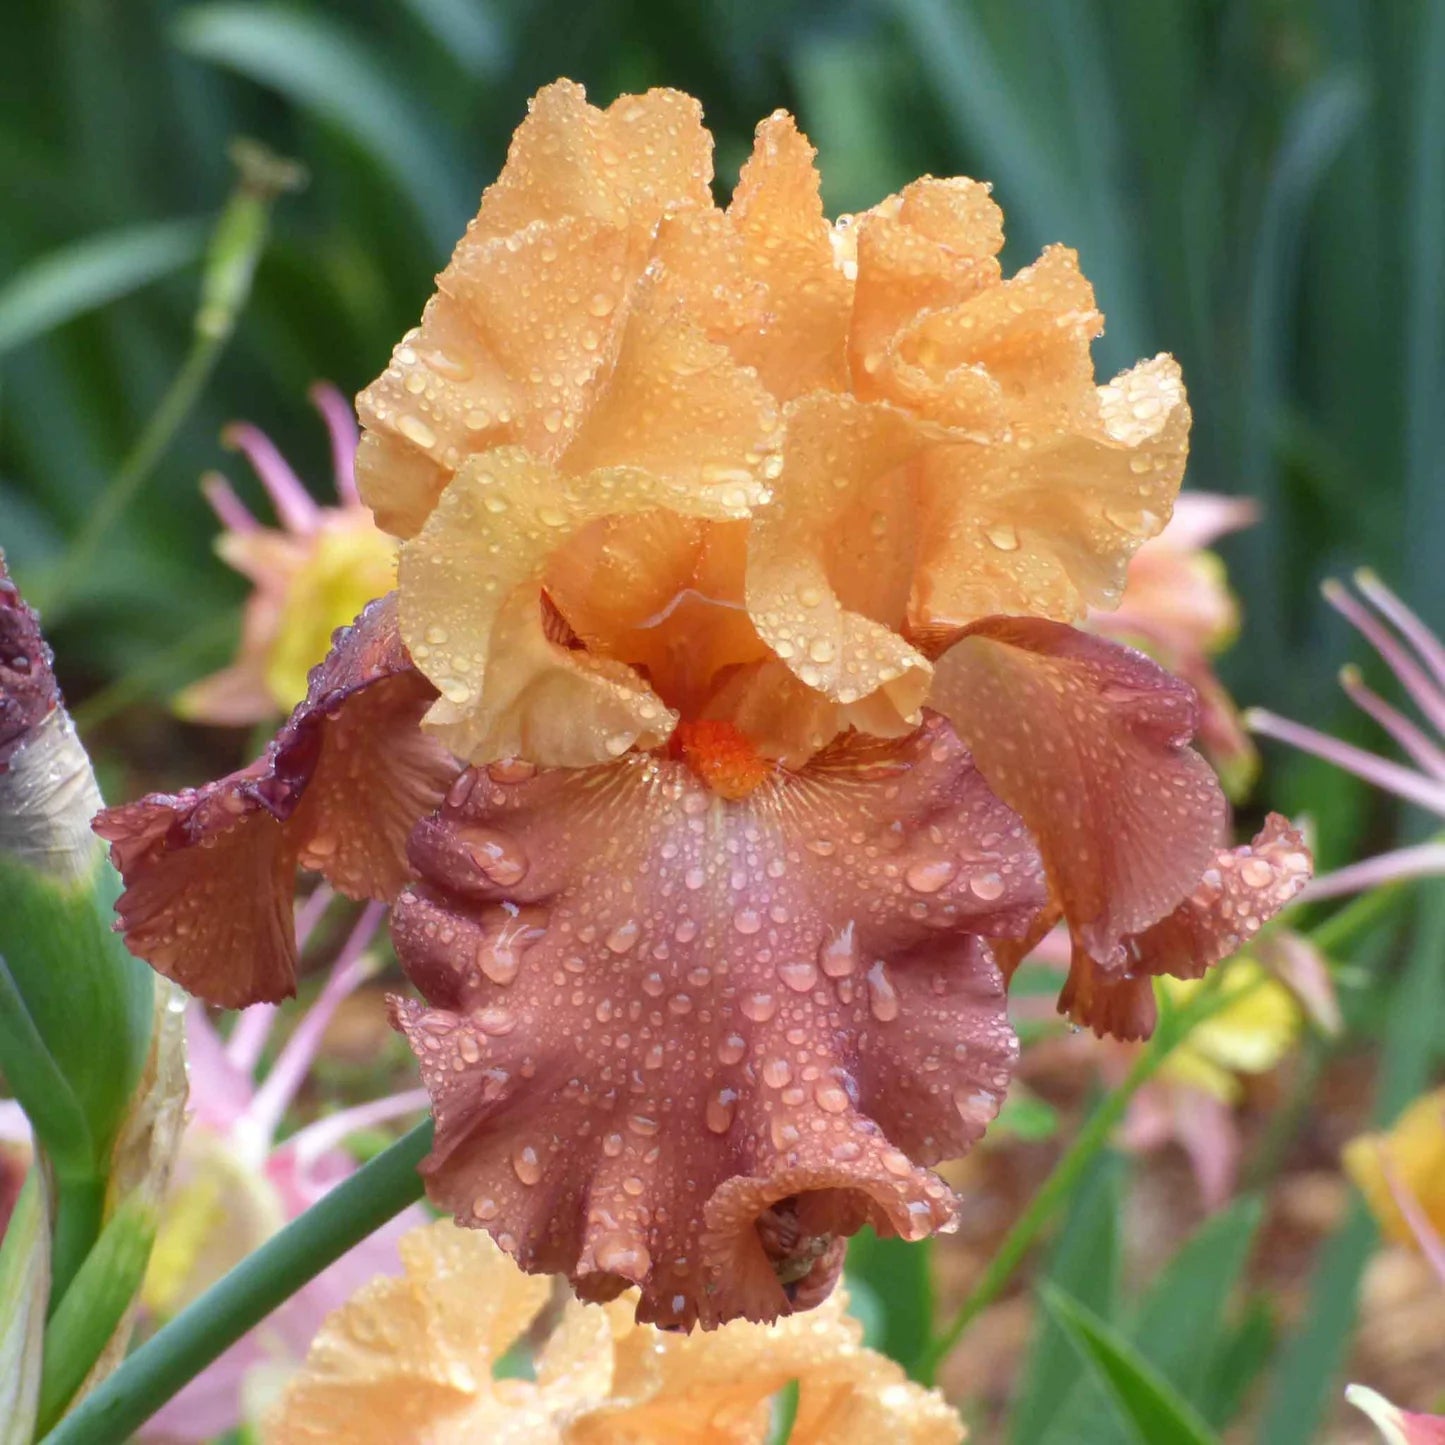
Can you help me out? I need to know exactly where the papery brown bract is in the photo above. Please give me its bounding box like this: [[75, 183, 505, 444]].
[[96, 595, 458, 1005], [389, 717, 1036, 1327]]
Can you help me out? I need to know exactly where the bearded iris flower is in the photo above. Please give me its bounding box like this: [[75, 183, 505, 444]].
[[94, 81, 1309, 1330]]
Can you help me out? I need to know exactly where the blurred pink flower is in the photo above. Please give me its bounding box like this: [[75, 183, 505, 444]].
[[138, 893, 428, 1442], [1348, 1386, 1445, 1443], [1248, 570, 1445, 901], [1090, 491, 1260, 798], [176, 384, 396, 726]]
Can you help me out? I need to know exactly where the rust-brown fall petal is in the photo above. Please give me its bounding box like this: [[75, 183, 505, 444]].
[[94, 595, 458, 1005], [389, 717, 1037, 1327]]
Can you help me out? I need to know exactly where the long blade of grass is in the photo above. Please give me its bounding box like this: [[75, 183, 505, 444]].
[[1041, 1285, 1220, 1445], [1401, 0, 1445, 616], [1131, 1195, 1265, 1405], [0, 220, 204, 357], [1009, 1150, 1122, 1444], [1237, 71, 1366, 679]]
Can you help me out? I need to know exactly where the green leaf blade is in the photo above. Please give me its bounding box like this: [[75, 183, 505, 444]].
[[0, 219, 204, 356], [1040, 1284, 1221, 1445]]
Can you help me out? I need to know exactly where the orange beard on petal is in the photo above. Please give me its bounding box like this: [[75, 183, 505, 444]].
[[388, 715, 1044, 1329]]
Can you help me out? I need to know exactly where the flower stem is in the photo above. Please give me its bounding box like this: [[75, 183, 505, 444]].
[[41, 1121, 432, 1445], [915, 990, 1213, 1385], [918, 877, 1407, 1385], [37, 140, 302, 617]]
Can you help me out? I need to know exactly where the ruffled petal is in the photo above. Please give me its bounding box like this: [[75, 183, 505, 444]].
[[356, 82, 717, 539], [559, 273, 780, 500], [358, 216, 635, 534], [267, 1220, 552, 1445], [865, 244, 1099, 436], [1034, 816, 1310, 1041], [725, 112, 852, 399], [586, 1283, 963, 1444], [95, 595, 458, 1006], [467, 80, 713, 247], [1128, 815, 1311, 981], [399, 447, 749, 768], [746, 393, 932, 728], [546, 515, 766, 721], [389, 717, 1039, 1327], [909, 353, 1191, 628], [930, 618, 1228, 1035], [850, 177, 1006, 396]]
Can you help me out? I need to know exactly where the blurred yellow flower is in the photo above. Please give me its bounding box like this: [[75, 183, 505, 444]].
[[177, 384, 397, 725], [267, 1219, 964, 1444], [1345, 1089, 1445, 1249], [1157, 958, 1301, 1103]]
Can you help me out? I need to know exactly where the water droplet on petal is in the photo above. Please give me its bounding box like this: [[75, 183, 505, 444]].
[[718, 1034, 747, 1065], [706, 1088, 738, 1133], [905, 857, 957, 894], [594, 1233, 650, 1277], [741, 991, 777, 1022], [512, 1143, 542, 1186], [1240, 857, 1274, 888], [463, 830, 528, 888], [770, 1117, 802, 1150], [818, 922, 858, 978], [732, 907, 762, 935], [605, 920, 640, 953], [866, 961, 900, 1022], [763, 1057, 792, 1088], [777, 959, 818, 993]]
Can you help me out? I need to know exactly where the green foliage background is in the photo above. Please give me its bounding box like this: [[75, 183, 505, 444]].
[[2, 2, 1443, 1440]]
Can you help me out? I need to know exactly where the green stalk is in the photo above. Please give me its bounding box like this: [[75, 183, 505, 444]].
[[42, 1122, 431, 1445], [918, 876, 1409, 1384], [37, 139, 302, 616], [916, 987, 1217, 1385]]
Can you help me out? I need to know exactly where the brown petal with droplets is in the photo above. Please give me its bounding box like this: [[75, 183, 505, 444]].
[[1055, 817, 1312, 1041], [94, 594, 458, 1006], [1130, 814, 1312, 981], [389, 717, 1040, 1327], [929, 618, 1230, 1041]]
